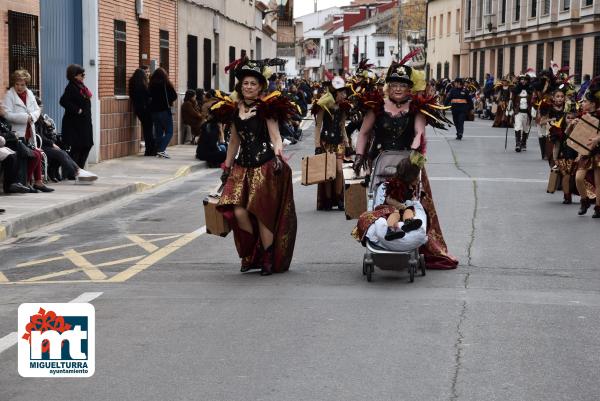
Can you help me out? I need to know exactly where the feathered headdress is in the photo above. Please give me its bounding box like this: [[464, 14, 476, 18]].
[[225, 56, 287, 85], [385, 48, 423, 85]]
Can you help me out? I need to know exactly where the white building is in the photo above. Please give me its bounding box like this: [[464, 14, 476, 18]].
[[178, 0, 277, 92], [345, 6, 424, 76]]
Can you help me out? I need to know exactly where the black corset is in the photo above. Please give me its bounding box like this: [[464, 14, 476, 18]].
[[234, 113, 275, 167], [320, 108, 344, 145], [372, 111, 415, 153]]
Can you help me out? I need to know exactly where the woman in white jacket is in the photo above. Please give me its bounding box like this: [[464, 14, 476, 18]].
[[3, 70, 53, 192]]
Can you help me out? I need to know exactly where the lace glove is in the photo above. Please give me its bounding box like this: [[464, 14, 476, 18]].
[[353, 154, 365, 176], [273, 156, 283, 175], [220, 165, 231, 184]]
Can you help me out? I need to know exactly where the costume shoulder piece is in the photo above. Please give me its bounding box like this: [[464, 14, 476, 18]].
[[409, 94, 453, 130], [356, 89, 384, 115], [256, 91, 296, 122], [209, 91, 238, 124]]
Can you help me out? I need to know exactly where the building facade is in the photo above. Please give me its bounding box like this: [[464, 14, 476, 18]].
[[426, 0, 468, 80], [463, 0, 600, 84]]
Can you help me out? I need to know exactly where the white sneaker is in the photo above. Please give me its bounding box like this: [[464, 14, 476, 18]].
[[77, 168, 98, 182], [157, 151, 171, 159], [283, 138, 291, 146]]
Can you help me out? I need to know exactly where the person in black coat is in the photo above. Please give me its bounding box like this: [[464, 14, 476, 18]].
[[129, 67, 156, 156], [149, 67, 177, 158], [60, 64, 94, 168], [444, 78, 474, 140]]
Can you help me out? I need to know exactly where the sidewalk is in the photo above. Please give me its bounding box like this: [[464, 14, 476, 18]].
[[0, 145, 206, 241]]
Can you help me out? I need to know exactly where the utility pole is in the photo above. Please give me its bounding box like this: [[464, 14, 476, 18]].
[[397, 0, 402, 60], [314, 0, 317, 13]]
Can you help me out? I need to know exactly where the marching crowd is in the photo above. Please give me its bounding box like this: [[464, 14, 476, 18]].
[[430, 64, 600, 218]]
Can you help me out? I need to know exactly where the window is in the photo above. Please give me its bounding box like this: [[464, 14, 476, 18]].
[[563, 0, 570, 10], [426, 63, 430, 80], [543, 0, 550, 14], [594, 36, 600, 78], [522, 45, 529, 73], [433, 16, 437, 37], [501, 0, 507, 23], [584, 0, 593, 6], [509, 46, 515, 75], [114, 20, 126, 96], [8, 11, 39, 94], [514, 0, 521, 20], [159, 30, 170, 72], [472, 51, 478, 80], [466, 0, 471, 30], [439, 14, 443, 37], [444, 62, 450, 78], [479, 50, 485, 83], [497, 48, 504, 77], [575, 38, 583, 84], [447, 12, 451, 35], [546, 42, 554, 63], [456, 9, 461, 32], [376, 41, 384, 57], [561, 40, 570, 70], [536, 43, 544, 72], [530, 0, 537, 17], [436, 62, 442, 79], [187, 35, 198, 90], [477, 0, 483, 28]]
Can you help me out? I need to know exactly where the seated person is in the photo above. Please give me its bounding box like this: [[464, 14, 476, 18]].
[[352, 156, 428, 252], [1, 136, 30, 193], [195, 119, 226, 168], [181, 90, 204, 144], [35, 97, 97, 182]]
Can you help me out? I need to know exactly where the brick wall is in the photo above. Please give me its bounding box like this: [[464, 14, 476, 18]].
[[97, 0, 178, 161], [0, 0, 40, 94]]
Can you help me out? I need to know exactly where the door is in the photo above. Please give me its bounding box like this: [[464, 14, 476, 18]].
[[203, 38, 211, 90], [40, 0, 83, 132], [187, 35, 198, 90], [229, 46, 236, 92]]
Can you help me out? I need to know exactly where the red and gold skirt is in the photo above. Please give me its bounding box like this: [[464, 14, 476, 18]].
[[217, 159, 297, 273]]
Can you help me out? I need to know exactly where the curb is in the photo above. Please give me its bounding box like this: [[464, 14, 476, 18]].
[[0, 161, 207, 242]]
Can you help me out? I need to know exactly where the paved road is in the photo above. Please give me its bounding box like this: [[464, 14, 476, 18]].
[[1, 118, 599, 401]]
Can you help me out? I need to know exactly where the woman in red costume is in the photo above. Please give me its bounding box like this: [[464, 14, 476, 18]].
[[212, 58, 297, 276], [353, 54, 459, 269]]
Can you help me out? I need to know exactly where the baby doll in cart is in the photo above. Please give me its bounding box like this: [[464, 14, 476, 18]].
[[353, 156, 428, 252]]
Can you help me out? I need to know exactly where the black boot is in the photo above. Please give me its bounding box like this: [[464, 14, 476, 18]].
[[593, 205, 600, 218], [538, 137, 546, 159], [521, 131, 529, 151], [384, 227, 405, 241], [562, 193, 572, 204], [515, 131, 522, 152], [402, 218, 423, 233], [578, 198, 592, 215], [260, 245, 274, 276]]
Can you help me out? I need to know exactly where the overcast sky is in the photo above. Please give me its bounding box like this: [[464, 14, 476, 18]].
[[293, 0, 353, 18]]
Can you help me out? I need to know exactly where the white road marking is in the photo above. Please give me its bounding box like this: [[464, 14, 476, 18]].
[[429, 176, 547, 183], [0, 292, 103, 354]]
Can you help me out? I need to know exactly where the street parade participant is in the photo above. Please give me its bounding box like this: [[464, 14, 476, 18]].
[[571, 78, 600, 217], [512, 75, 532, 152], [211, 57, 297, 276], [492, 78, 514, 128], [312, 76, 351, 210], [353, 52, 459, 269], [444, 78, 473, 140], [540, 82, 577, 204]]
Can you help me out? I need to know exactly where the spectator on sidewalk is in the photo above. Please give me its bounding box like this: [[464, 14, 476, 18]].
[[181, 90, 204, 144], [0, 135, 29, 193], [35, 97, 97, 182], [129, 67, 156, 156], [3, 69, 53, 192], [60, 64, 94, 169], [149, 67, 177, 159]]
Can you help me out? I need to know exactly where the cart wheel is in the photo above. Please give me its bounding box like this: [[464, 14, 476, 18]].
[[419, 255, 426, 276], [362, 256, 367, 276], [366, 264, 373, 282], [409, 263, 415, 283]]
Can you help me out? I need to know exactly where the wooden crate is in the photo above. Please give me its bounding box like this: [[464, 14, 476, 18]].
[[568, 114, 600, 156], [203, 195, 230, 237]]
